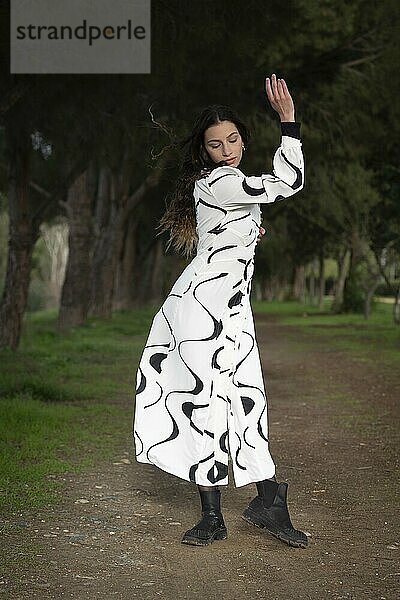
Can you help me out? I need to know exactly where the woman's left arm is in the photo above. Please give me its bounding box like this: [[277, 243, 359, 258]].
[[264, 74, 304, 197], [208, 124, 304, 208], [258, 74, 304, 200], [208, 75, 304, 209]]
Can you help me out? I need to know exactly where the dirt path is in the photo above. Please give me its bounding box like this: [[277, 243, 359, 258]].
[[1, 316, 399, 600]]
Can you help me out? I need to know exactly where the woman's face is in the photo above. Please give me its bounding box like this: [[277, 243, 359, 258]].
[[203, 120, 243, 167]]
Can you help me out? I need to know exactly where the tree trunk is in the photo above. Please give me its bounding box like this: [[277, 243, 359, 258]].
[[342, 226, 365, 313], [309, 270, 315, 304], [57, 168, 94, 332], [114, 213, 138, 310], [90, 222, 123, 318], [133, 238, 160, 305], [40, 221, 69, 308], [393, 283, 400, 325], [261, 277, 274, 301], [364, 276, 380, 320], [293, 265, 305, 302], [0, 135, 38, 350], [148, 237, 165, 304], [331, 247, 350, 312], [318, 251, 325, 310], [89, 154, 164, 317], [89, 166, 124, 319]]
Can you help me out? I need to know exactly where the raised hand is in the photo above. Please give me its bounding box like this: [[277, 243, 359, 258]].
[[265, 74, 295, 122]]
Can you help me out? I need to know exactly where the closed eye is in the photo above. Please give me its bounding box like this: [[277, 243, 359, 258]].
[[209, 137, 239, 149]]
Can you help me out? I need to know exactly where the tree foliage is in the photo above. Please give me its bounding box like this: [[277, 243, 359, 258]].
[[0, 0, 399, 349]]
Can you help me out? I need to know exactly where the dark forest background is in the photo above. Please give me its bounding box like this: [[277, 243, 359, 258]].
[[0, 0, 399, 350]]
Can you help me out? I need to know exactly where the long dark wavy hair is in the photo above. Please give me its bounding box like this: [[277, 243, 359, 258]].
[[157, 105, 251, 258]]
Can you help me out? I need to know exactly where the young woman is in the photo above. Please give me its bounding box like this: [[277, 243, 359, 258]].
[[133, 74, 308, 548]]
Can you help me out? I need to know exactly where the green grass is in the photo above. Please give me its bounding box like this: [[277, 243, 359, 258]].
[[253, 299, 400, 365], [0, 308, 155, 513], [1, 300, 398, 513], [252, 299, 329, 315], [0, 394, 125, 511], [1, 307, 156, 402]]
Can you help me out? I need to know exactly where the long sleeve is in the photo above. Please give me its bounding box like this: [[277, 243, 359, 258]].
[[207, 122, 304, 209]]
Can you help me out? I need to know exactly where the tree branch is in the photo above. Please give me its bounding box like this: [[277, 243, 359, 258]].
[[0, 161, 52, 198]]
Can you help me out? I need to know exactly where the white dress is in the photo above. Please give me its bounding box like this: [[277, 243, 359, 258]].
[[133, 128, 304, 487]]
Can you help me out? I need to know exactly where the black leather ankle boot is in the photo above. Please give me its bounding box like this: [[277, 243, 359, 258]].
[[242, 482, 308, 548], [181, 488, 227, 546]]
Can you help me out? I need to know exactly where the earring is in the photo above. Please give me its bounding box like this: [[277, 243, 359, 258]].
[[242, 145, 246, 152]]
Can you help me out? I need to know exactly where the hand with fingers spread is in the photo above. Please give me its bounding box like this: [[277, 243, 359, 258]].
[[265, 74, 295, 123]]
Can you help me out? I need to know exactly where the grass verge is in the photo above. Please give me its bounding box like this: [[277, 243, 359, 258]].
[[0, 394, 124, 511], [1, 300, 398, 513], [252, 299, 400, 366], [0, 307, 155, 513]]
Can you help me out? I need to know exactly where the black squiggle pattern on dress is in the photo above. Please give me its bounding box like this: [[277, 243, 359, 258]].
[[134, 131, 304, 486]]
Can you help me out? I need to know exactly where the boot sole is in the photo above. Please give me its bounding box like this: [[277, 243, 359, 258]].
[[242, 509, 308, 548], [181, 527, 228, 547]]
